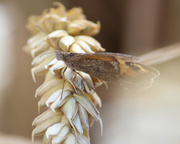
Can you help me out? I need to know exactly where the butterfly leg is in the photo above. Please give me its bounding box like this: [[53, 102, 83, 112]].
[[61, 67, 67, 100]]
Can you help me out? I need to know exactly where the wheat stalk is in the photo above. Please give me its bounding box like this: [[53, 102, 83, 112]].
[[24, 2, 104, 144]]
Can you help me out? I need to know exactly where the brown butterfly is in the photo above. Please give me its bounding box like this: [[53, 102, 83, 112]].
[[56, 50, 160, 89]]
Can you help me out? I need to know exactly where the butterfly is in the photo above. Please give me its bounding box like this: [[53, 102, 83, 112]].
[[56, 50, 160, 90]]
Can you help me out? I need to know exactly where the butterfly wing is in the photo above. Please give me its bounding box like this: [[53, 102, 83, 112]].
[[63, 52, 159, 88]]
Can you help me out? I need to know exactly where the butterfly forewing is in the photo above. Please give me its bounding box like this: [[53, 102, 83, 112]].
[[59, 52, 159, 88]]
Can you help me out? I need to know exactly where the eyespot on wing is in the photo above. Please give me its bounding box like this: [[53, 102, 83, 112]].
[[116, 57, 160, 88]]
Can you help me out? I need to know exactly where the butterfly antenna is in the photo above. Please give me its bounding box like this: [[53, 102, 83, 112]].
[[35, 25, 60, 50], [35, 25, 51, 39], [39, 51, 56, 58]]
